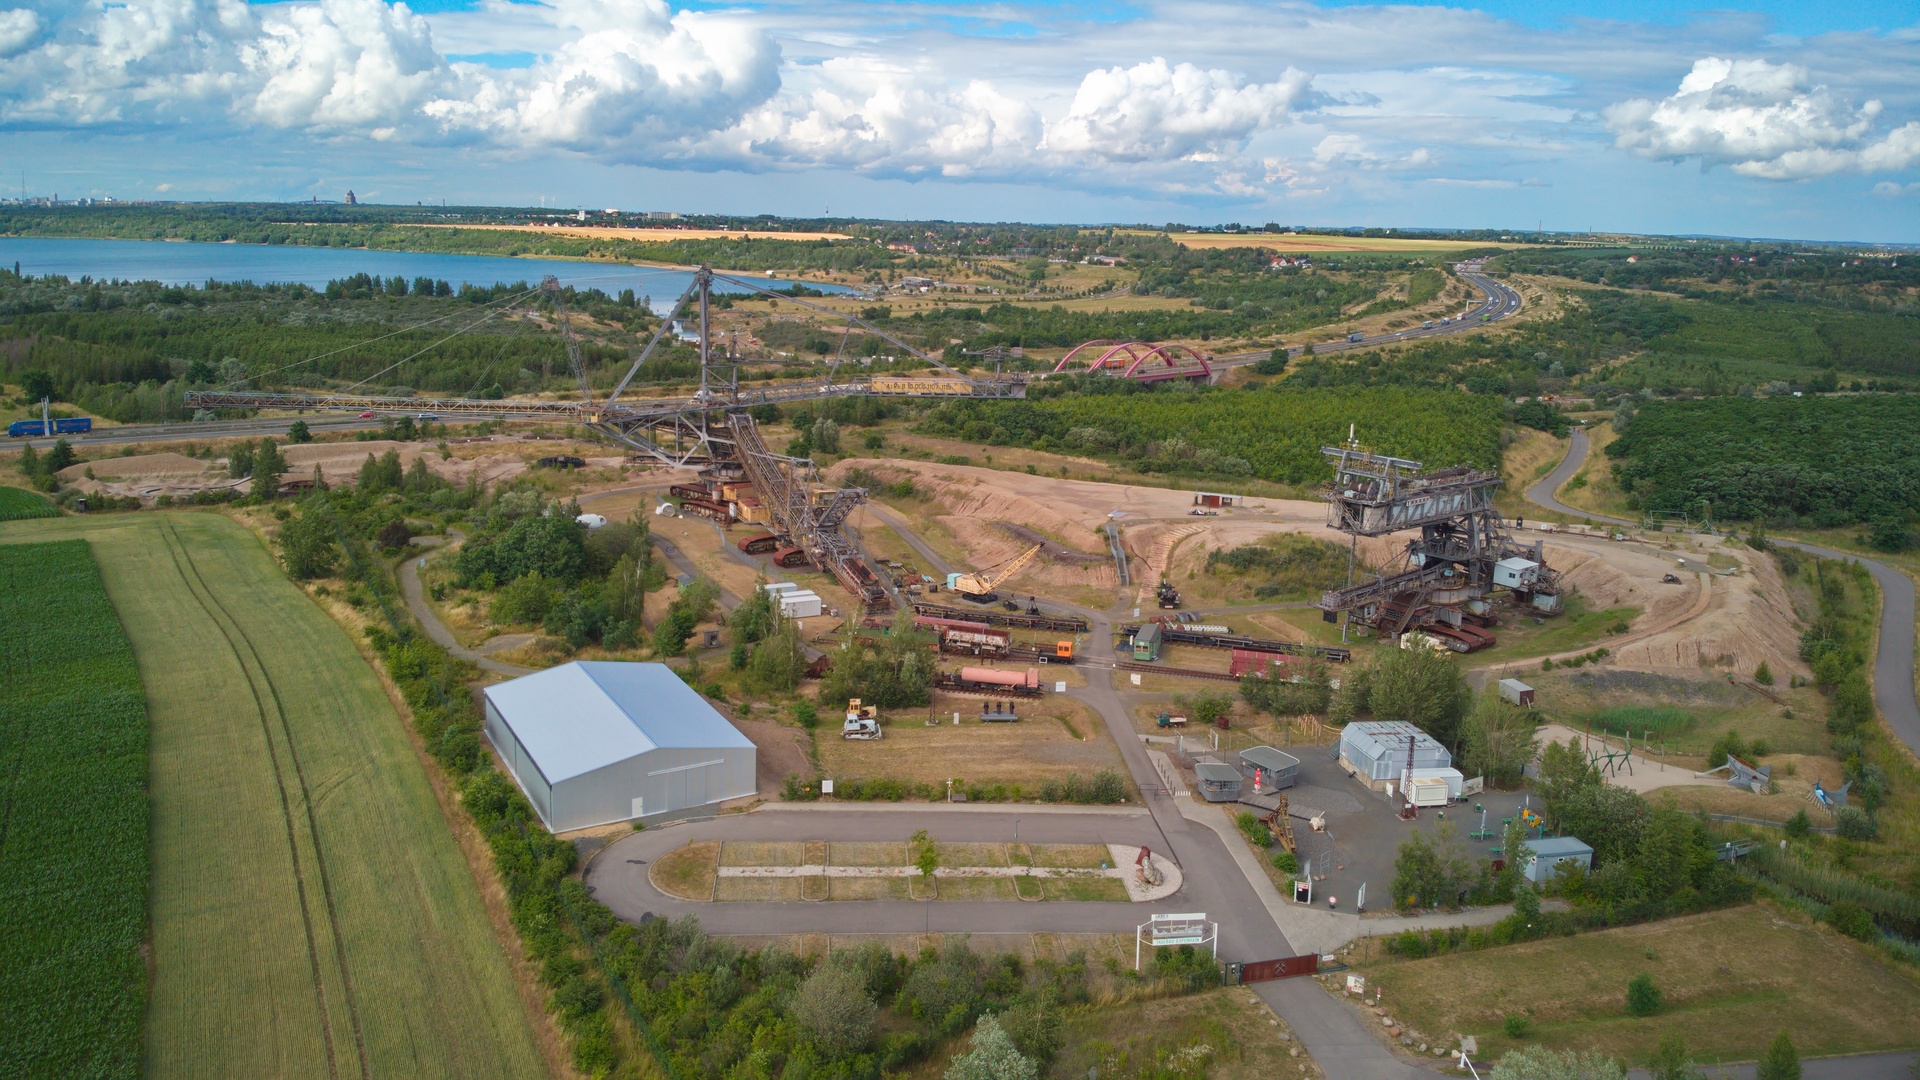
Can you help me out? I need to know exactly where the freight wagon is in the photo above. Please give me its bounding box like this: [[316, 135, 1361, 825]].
[[936, 666, 1043, 697]]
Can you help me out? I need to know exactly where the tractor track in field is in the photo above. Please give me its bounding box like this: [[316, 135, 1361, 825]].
[[157, 522, 371, 1080]]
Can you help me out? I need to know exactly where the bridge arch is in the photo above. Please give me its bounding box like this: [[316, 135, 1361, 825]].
[[1055, 339, 1147, 373], [1121, 344, 1212, 379]]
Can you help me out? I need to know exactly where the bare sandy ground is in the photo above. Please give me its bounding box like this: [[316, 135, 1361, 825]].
[[1536, 534, 1807, 683], [56, 439, 630, 504]]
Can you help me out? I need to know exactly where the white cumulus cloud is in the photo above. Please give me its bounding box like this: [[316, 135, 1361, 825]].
[[1043, 58, 1310, 163], [1604, 57, 1920, 179]]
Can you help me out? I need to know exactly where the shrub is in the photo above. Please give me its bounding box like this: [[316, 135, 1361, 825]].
[[1756, 1032, 1801, 1080], [1271, 851, 1299, 874], [1504, 1014, 1532, 1038], [1625, 973, 1661, 1016], [790, 964, 878, 1058], [1826, 900, 1875, 941], [1236, 810, 1273, 847], [1834, 806, 1875, 841], [1784, 809, 1811, 839], [1754, 661, 1774, 686]]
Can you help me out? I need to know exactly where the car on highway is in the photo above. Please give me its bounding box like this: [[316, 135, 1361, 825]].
[[1346, 332, 1364, 342], [416, 413, 439, 421], [358, 411, 376, 418]]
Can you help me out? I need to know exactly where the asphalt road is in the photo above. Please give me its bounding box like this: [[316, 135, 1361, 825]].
[[1523, 432, 1920, 765], [1206, 260, 1524, 375]]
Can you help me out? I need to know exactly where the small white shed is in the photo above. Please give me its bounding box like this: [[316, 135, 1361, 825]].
[[1498, 678, 1535, 706], [778, 590, 822, 618]]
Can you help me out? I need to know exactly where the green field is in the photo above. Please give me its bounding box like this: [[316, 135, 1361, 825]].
[[0, 485, 56, 521], [1346, 904, 1920, 1064], [0, 513, 547, 1080], [0, 541, 148, 1077]]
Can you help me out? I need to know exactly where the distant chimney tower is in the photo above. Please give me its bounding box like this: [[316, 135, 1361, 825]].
[[346, 189, 357, 205]]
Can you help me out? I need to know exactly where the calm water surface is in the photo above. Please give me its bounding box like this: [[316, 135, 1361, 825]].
[[0, 235, 850, 307]]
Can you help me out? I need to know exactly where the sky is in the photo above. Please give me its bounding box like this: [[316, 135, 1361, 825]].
[[4, 0, 1919, 241]]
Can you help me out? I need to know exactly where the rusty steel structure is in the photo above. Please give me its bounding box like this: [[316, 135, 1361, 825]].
[[1052, 340, 1213, 382], [187, 267, 1025, 610], [1314, 445, 1560, 640]]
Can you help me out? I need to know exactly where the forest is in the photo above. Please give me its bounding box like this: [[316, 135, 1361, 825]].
[[917, 383, 1503, 484], [1605, 395, 1920, 528], [0, 271, 740, 423]]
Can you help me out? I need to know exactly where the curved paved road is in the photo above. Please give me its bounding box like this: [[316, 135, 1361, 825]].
[[1523, 434, 1920, 761]]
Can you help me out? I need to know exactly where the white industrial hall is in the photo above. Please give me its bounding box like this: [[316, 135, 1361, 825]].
[[482, 661, 757, 832]]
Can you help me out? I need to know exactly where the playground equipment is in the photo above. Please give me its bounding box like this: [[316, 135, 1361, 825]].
[[1812, 780, 1853, 810], [1696, 754, 1770, 794], [1469, 802, 1496, 841]]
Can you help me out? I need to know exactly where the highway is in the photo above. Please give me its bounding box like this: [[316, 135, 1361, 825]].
[[1200, 259, 1523, 375]]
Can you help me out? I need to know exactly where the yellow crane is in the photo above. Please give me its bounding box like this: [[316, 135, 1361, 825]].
[[948, 544, 1043, 598]]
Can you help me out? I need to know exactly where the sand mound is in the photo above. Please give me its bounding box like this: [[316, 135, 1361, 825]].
[[1540, 536, 1808, 682], [58, 453, 212, 480]]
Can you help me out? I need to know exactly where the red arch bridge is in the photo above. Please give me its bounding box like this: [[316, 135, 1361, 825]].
[[1051, 341, 1214, 383]]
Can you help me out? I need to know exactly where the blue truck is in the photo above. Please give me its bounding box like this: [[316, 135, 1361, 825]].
[[8, 417, 92, 437]]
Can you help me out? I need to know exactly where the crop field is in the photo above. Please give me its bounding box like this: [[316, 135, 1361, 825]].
[[0, 513, 547, 1080], [0, 540, 148, 1078], [0, 484, 56, 520]]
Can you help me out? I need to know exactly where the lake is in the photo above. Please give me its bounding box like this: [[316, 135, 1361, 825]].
[[0, 236, 852, 309]]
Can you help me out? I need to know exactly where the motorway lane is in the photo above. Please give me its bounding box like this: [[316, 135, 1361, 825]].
[[1205, 260, 1524, 376], [1523, 433, 1920, 766]]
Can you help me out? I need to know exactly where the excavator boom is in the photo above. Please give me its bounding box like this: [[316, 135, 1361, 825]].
[[952, 543, 1043, 596]]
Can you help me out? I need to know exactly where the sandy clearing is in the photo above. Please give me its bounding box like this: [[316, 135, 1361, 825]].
[[57, 452, 212, 480], [826, 457, 1336, 600], [1539, 535, 1807, 682]]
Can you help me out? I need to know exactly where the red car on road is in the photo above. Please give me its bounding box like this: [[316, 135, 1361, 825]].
[[358, 411, 376, 418]]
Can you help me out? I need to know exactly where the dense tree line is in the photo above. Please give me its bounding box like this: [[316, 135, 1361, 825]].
[[1605, 396, 1920, 527], [0, 272, 685, 422], [919, 383, 1502, 485]]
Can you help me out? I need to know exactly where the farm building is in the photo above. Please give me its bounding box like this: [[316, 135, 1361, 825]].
[[482, 661, 756, 832], [1338, 720, 1451, 782], [1522, 836, 1594, 883]]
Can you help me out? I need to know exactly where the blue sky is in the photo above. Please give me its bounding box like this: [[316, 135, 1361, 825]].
[[5, 0, 1918, 241]]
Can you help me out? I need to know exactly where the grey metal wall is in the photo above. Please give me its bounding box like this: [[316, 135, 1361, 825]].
[[484, 699, 555, 828], [549, 745, 757, 833]]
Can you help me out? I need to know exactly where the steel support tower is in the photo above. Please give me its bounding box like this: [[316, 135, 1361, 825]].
[[1314, 446, 1559, 634]]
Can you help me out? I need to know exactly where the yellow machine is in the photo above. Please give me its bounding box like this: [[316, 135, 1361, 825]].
[[948, 544, 1042, 598]]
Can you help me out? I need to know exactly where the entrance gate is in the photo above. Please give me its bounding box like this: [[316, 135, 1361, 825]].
[[1225, 954, 1319, 985]]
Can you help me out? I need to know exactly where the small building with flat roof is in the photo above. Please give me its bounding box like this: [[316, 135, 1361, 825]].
[[1523, 836, 1594, 883], [1194, 761, 1244, 802], [482, 661, 756, 832], [1238, 746, 1300, 792]]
